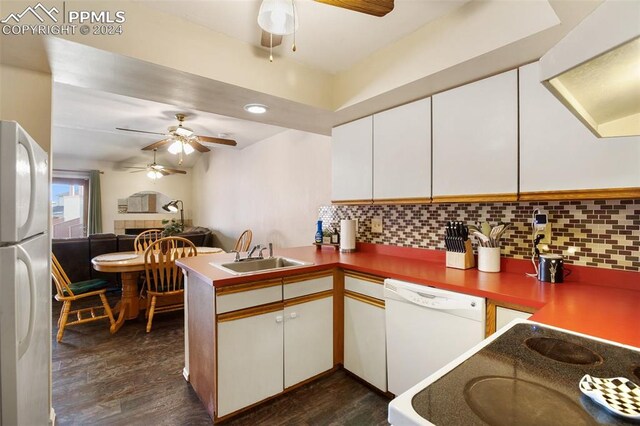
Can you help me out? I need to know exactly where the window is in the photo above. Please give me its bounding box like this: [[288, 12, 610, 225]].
[[51, 176, 89, 238]]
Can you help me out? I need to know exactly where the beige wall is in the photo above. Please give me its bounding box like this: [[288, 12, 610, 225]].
[[52, 158, 193, 234], [0, 64, 52, 150], [192, 130, 331, 250]]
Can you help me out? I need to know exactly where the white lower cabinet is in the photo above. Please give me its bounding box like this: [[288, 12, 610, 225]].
[[343, 272, 387, 392], [284, 296, 334, 388], [217, 308, 284, 417], [216, 273, 334, 418], [344, 296, 387, 392]]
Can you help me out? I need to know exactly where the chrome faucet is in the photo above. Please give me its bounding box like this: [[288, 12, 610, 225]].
[[247, 244, 262, 259], [268, 242, 273, 258], [258, 246, 267, 258]]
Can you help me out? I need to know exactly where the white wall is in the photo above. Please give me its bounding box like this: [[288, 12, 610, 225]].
[[192, 129, 331, 250], [51, 158, 193, 233]]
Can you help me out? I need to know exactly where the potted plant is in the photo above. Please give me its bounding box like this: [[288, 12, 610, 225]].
[[161, 219, 184, 237]]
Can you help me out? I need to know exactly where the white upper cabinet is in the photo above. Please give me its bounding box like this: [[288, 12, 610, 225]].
[[432, 70, 518, 198], [519, 62, 640, 192], [331, 117, 373, 202], [373, 98, 432, 201]]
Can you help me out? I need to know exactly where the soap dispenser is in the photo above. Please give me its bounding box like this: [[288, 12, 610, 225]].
[[315, 220, 323, 244]]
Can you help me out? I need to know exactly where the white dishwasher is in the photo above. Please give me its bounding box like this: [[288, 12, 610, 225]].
[[384, 279, 485, 396]]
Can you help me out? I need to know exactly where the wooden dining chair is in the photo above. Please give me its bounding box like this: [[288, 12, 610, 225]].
[[134, 229, 163, 254], [51, 253, 115, 342], [234, 229, 252, 252], [143, 237, 198, 332]]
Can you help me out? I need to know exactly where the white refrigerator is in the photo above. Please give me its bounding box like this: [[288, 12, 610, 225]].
[[0, 121, 51, 425]]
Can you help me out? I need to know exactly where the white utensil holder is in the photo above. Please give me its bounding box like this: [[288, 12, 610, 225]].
[[478, 247, 501, 272]]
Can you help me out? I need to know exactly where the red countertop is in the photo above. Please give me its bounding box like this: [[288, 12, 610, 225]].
[[177, 244, 640, 347]]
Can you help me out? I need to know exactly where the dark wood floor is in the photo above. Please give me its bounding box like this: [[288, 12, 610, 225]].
[[52, 295, 390, 425]]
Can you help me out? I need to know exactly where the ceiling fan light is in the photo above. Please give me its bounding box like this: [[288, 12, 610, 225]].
[[258, 0, 298, 35], [183, 143, 195, 155], [168, 140, 182, 155], [147, 170, 162, 180]]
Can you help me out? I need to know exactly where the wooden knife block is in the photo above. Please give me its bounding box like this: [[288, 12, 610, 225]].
[[446, 240, 475, 270]]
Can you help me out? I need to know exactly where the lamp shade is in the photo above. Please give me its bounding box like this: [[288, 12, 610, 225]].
[[258, 0, 298, 36], [162, 200, 182, 212]]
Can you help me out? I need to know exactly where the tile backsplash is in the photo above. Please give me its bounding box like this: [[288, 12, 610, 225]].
[[319, 199, 640, 272]]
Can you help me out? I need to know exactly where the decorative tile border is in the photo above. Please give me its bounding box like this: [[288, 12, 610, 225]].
[[319, 199, 640, 272]]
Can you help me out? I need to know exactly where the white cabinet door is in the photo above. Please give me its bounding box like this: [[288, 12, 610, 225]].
[[496, 307, 532, 332], [373, 98, 432, 200], [344, 296, 387, 392], [284, 296, 334, 388], [217, 310, 284, 417], [331, 117, 373, 202], [519, 62, 640, 192], [433, 70, 518, 197]]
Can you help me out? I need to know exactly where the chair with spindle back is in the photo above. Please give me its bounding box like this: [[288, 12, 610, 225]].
[[51, 253, 115, 342], [143, 237, 198, 332], [134, 229, 163, 254], [233, 229, 252, 252]]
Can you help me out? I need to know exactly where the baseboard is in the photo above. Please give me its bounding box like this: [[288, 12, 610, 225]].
[[49, 407, 56, 425]]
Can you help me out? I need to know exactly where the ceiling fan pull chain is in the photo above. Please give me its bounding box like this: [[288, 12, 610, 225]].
[[270, 32, 274, 62], [292, 0, 297, 52]]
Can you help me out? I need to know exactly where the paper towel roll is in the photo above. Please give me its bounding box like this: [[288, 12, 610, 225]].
[[340, 219, 357, 253]]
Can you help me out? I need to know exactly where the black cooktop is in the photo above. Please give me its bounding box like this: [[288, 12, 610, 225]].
[[411, 323, 640, 425]]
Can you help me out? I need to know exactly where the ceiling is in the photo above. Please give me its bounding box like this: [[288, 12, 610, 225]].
[[52, 83, 287, 167], [2, 0, 604, 165], [143, 0, 470, 74]]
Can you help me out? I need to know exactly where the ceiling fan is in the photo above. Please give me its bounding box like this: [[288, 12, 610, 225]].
[[258, 0, 393, 59], [116, 113, 237, 164], [125, 149, 187, 180], [313, 0, 394, 17]]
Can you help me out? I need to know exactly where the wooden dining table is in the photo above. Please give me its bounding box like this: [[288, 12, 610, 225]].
[[91, 247, 224, 333]]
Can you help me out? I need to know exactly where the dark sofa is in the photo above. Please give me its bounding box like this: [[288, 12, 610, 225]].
[[52, 228, 212, 285]]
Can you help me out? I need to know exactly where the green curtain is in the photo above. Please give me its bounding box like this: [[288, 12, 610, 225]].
[[88, 170, 102, 234]]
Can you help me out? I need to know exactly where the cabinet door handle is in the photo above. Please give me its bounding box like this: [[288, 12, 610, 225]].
[[289, 312, 298, 319], [275, 315, 283, 323]]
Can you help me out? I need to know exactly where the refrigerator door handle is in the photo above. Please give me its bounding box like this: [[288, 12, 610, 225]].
[[16, 245, 36, 359], [17, 137, 38, 239]]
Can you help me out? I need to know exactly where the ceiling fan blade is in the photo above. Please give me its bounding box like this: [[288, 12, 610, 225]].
[[142, 138, 173, 151], [198, 135, 237, 147], [261, 30, 283, 48], [159, 169, 170, 176], [128, 169, 147, 173], [161, 168, 188, 175], [116, 127, 167, 136], [123, 166, 147, 170], [314, 0, 394, 17], [188, 139, 211, 153]]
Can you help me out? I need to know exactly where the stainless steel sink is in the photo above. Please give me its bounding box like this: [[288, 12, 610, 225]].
[[211, 256, 313, 276]]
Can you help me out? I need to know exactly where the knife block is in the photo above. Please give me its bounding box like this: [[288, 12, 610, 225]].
[[446, 240, 475, 270]]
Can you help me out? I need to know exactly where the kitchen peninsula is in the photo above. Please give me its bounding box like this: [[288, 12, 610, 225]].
[[177, 243, 640, 422]]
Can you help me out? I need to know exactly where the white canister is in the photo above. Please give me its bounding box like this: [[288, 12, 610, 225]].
[[340, 219, 357, 253], [478, 247, 501, 272]]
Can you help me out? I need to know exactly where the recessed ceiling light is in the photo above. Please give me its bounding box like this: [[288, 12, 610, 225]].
[[244, 103, 268, 114]]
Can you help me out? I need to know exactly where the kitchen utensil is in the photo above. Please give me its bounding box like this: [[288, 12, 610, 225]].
[[493, 223, 511, 244], [471, 230, 491, 247], [481, 221, 491, 238]]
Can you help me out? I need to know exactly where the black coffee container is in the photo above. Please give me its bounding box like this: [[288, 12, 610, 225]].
[[538, 254, 564, 283]]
